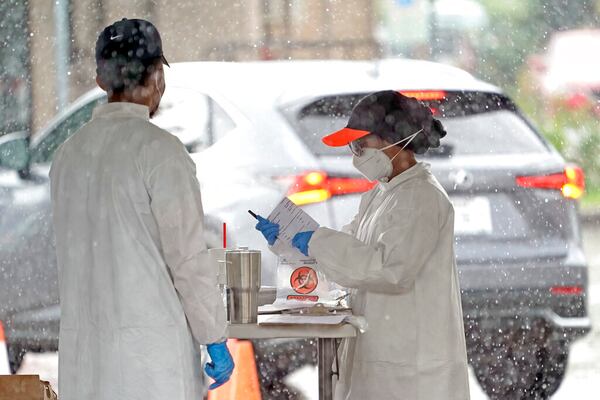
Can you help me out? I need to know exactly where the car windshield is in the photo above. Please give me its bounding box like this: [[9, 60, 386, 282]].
[[289, 91, 549, 156]]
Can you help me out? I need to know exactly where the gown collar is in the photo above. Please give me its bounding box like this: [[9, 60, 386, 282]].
[[378, 162, 430, 191], [92, 102, 150, 120]]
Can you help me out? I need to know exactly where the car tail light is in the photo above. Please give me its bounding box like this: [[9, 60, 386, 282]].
[[515, 165, 585, 200], [286, 171, 376, 206], [550, 286, 584, 296], [399, 90, 447, 101]]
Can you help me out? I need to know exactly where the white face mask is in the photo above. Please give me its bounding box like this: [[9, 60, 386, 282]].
[[352, 129, 423, 182]]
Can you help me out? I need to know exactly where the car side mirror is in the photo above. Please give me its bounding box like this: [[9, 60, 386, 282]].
[[185, 138, 208, 154], [426, 143, 454, 157], [0, 131, 30, 171]]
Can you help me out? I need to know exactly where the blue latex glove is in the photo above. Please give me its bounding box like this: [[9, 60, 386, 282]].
[[205, 341, 235, 390], [292, 231, 315, 256], [255, 215, 280, 246]]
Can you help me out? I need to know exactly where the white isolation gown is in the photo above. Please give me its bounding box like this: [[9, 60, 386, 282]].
[[309, 162, 470, 400], [50, 102, 227, 400]]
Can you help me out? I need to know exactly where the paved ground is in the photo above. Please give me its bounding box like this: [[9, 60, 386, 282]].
[[17, 223, 600, 398]]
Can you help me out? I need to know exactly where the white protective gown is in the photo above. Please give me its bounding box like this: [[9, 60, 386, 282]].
[[50, 102, 227, 400], [310, 162, 470, 400]]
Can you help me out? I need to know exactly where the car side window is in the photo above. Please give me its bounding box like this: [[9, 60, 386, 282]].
[[152, 87, 211, 152], [208, 99, 236, 144], [29, 98, 103, 165], [28, 89, 236, 163], [152, 89, 236, 151]]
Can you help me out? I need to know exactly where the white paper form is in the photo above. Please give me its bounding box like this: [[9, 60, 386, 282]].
[[258, 314, 347, 326], [267, 198, 319, 263]]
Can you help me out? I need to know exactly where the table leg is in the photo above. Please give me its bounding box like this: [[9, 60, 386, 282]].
[[318, 337, 335, 400]]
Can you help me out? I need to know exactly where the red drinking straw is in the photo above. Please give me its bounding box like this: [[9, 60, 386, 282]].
[[222, 222, 227, 249]]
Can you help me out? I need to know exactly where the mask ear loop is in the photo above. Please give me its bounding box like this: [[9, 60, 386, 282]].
[[385, 129, 424, 163], [399, 128, 423, 151], [381, 129, 423, 151]]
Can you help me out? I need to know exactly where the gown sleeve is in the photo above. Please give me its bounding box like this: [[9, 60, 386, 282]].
[[309, 191, 447, 294], [146, 150, 228, 344]]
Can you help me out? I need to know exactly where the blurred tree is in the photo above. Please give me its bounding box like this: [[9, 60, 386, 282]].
[[475, 0, 600, 87], [0, 0, 31, 135], [473, 0, 600, 201]]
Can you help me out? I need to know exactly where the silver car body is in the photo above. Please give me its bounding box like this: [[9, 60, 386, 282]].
[[0, 60, 589, 365]]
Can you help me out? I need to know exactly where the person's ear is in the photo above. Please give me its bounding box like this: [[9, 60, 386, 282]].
[[96, 74, 107, 91], [380, 138, 393, 147], [382, 143, 401, 159]]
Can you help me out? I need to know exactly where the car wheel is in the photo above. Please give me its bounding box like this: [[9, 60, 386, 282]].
[[467, 319, 568, 400], [252, 338, 317, 400], [7, 345, 26, 374], [530, 338, 569, 398]]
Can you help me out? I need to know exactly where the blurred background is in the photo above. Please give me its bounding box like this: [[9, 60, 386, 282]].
[[2, 1, 600, 399], [3, 0, 600, 205]]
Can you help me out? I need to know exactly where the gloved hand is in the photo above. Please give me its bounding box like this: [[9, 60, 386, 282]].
[[205, 341, 235, 390], [292, 231, 315, 256], [255, 215, 280, 246]]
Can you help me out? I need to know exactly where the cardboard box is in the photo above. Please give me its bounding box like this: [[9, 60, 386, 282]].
[[0, 375, 57, 400]]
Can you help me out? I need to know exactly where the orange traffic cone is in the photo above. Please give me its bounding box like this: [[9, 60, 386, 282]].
[[0, 321, 10, 375], [207, 339, 261, 400]]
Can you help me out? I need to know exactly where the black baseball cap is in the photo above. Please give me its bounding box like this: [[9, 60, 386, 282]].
[[95, 18, 169, 67], [322, 90, 437, 147]]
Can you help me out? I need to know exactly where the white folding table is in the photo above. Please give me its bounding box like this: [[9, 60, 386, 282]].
[[228, 322, 356, 400]]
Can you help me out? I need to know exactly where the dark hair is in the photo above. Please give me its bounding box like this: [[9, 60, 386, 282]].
[[96, 56, 160, 94], [377, 95, 447, 155]]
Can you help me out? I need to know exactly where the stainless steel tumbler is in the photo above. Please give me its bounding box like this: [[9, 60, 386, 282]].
[[225, 248, 261, 324]]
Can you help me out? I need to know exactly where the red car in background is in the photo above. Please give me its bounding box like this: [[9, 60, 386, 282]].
[[530, 29, 600, 114]]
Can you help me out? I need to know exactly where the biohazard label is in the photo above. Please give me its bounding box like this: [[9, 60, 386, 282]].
[[290, 266, 318, 294], [275, 257, 344, 307]]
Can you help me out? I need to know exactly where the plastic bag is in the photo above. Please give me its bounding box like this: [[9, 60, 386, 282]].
[[274, 257, 345, 307]]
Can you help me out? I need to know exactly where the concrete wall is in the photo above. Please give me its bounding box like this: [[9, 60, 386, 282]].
[[26, 0, 378, 132]]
